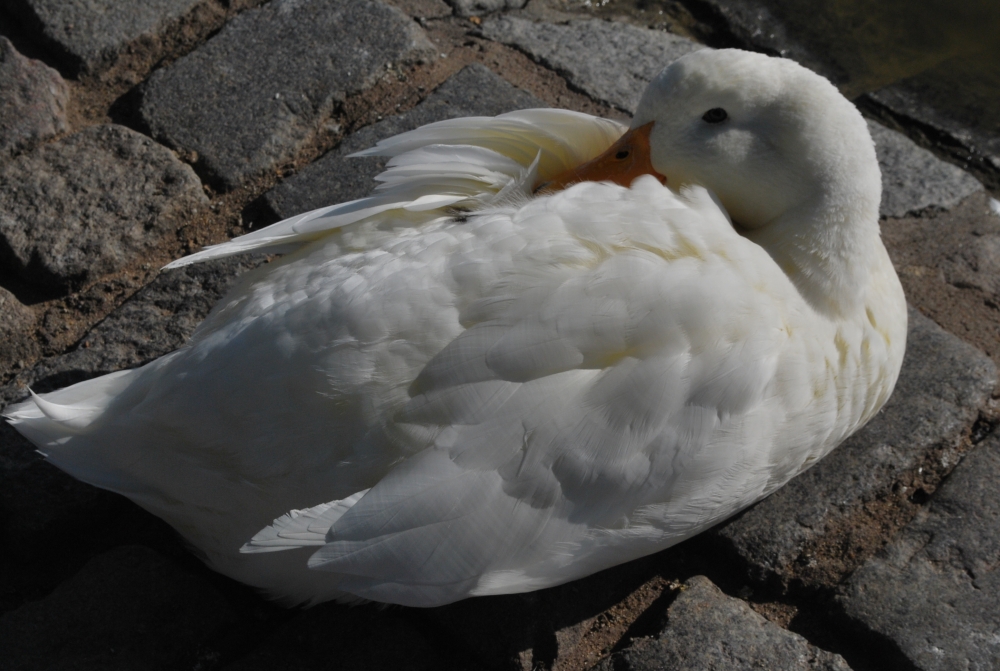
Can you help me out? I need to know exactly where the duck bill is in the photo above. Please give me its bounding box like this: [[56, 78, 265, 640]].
[[535, 121, 666, 193]]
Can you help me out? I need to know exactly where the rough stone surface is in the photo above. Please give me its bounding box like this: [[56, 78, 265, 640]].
[[263, 63, 544, 221], [0, 288, 38, 379], [713, 308, 996, 587], [140, 0, 436, 189], [0, 36, 68, 157], [0, 124, 208, 290], [594, 576, 851, 671], [839, 434, 1000, 671], [389, 0, 453, 19], [6, 0, 207, 75], [0, 545, 237, 671], [449, 0, 526, 18], [680, 0, 832, 84], [481, 17, 701, 113], [865, 81, 1000, 177], [869, 119, 983, 218], [882, 192, 1000, 366]]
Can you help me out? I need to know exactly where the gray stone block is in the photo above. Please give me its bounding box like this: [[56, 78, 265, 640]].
[[0, 36, 68, 157], [594, 576, 851, 670], [0, 545, 237, 670], [263, 63, 544, 221], [839, 434, 1000, 671], [449, 0, 526, 17], [714, 307, 996, 587], [139, 0, 436, 189], [0, 124, 208, 290], [869, 119, 982, 219], [480, 17, 701, 113], [6, 0, 207, 75]]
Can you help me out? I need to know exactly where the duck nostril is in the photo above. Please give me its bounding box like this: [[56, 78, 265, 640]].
[[615, 150, 630, 160]]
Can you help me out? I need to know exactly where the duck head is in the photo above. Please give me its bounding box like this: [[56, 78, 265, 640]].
[[547, 48, 885, 314]]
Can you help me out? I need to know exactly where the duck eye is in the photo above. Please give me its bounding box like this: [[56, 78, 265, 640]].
[[615, 149, 630, 160], [702, 108, 728, 124]]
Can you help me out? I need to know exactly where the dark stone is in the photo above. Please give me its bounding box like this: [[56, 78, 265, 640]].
[[864, 77, 1000, 183], [868, 119, 982, 219], [0, 545, 238, 671], [0, 124, 208, 290], [139, 0, 436, 189], [480, 16, 701, 113], [263, 63, 544, 221], [677, 0, 833, 83], [0, 35, 68, 157], [5, 0, 208, 75], [713, 307, 996, 588], [449, 0, 526, 17], [0, 256, 265, 594], [0, 287, 38, 379], [228, 607, 461, 671], [594, 576, 851, 670], [839, 434, 1000, 671]]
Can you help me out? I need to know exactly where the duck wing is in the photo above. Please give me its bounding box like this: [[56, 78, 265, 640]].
[[165, 110, 626, 268], [246, 179, 804, 607]]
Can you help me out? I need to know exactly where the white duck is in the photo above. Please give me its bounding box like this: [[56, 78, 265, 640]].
[[5, 49, 906, 608]]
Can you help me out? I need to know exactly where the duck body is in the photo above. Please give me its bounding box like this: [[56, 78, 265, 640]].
[[6, 50, 907, 607]]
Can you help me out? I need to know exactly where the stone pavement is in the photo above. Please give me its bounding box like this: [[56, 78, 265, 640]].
[[1, 1, 999, 670]]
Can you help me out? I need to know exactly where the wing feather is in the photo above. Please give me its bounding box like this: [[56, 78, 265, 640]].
[[165, 110, 627, 268]]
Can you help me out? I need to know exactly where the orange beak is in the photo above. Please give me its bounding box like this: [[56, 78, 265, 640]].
[[535, 122, 666, 193]]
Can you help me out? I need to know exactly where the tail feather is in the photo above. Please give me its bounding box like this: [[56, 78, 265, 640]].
[[241, 489, 370, 554]]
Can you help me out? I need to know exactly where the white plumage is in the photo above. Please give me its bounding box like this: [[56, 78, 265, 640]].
[[5, 49, 906, 607]]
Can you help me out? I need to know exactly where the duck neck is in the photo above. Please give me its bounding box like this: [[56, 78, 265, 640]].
[[745, 195, 882, 318]]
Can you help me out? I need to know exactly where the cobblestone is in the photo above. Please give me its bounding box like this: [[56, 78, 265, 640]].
[[140, 0, 435, 189], [6, 0, 209, 75], [839, 434, 1000, 671], [480, 16, 701, 113], [594, 576, 851, 671], [0, 36, 67, 157], [869, 119, 983, 218], [0, 124, 207, 290]]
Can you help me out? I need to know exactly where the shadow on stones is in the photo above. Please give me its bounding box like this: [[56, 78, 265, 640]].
[[695, 525, 924, 671], [787, 600, 920, 671], [241, 193, 283, 234], [0, 260, 66, 306], [108, 82, 152, 136], [0, 4, 77, 77]]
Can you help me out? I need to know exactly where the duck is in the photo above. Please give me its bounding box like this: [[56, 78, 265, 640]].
[[5, 48, 906, 608]]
